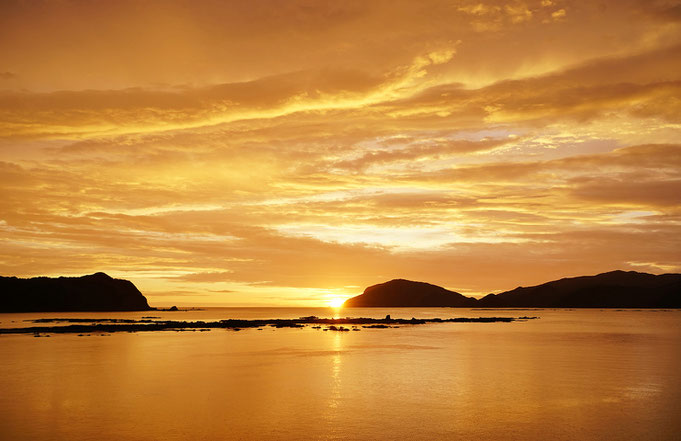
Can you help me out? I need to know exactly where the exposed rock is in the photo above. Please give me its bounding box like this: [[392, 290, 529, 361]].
[[0, 315, 532, 335]]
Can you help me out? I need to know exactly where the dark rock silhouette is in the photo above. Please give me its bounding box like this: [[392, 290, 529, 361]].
[[478, 270, 681, 308], [343, 279, 477, 307], [0, 272, 152, 312], [0, 315, 527, 335], [344, 271, 681, 308]]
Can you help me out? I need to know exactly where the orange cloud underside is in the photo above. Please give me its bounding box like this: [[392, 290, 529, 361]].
[[1, 0, 680, 305]]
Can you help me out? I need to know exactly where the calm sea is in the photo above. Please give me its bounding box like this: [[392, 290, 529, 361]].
[[1, 308, 680, 440]]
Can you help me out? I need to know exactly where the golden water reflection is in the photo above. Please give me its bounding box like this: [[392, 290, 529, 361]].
[[327, 333, 343, 412], [1, 310, 680, 440]]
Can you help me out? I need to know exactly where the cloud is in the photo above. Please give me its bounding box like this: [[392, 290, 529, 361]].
[[399, 144, 681, 187], [505, 4, 533, 24], [382, 44, 681, 129], [327, 137, 515, 172], [645, 2, 681, 22], [1, 0, 680, 303], [0, 68, 386, 138], [551, 8, 566, 20], [570, 177, 681, 207], [5, 42, 679, 145], [172, 271, 235, 283]]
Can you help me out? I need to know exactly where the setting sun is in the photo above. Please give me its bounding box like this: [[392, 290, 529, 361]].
[[328, 297, 345, 308]]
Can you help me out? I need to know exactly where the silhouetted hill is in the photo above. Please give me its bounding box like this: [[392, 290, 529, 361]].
[[0, 272, 152, 312], [343, 279, 477, 307], [478, 270, 681, 308], [344, 271, 681, 308]]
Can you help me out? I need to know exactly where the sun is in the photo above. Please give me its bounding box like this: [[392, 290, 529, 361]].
[[328, 297, 345, 308]]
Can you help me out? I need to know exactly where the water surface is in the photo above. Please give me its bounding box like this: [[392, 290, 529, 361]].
[[1, 308, 679, 440]]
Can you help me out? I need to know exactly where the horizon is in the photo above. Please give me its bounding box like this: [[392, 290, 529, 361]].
[[1, 267, 675, 308], [1, 1, 680, 307]]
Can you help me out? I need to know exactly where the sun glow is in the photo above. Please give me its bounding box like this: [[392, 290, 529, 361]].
[[328, 297, 346, 308]]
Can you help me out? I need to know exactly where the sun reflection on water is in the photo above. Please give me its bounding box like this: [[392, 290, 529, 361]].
[[329, 333, 342, 408], [323, 329, 345, 437]]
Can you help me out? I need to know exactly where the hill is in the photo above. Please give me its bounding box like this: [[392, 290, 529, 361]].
[[0, 272, 152, 312], [343, 271, 681, 308], [478, 270, 681, 308], [343, 279, 477, 307]]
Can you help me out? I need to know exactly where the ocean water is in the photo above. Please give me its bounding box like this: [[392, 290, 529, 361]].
[[1, 308, 680, 440]]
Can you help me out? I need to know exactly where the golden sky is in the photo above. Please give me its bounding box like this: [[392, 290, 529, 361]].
[[1, 0, 680, 306]]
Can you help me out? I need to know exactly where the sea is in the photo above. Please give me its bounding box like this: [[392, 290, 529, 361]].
[[1, 307, 680, 440]]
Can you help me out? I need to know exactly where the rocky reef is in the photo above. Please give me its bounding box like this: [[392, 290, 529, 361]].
[[0, 315, 534, 335]]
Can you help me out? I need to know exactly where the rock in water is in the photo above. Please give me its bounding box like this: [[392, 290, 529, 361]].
[[0, 272, 152, 312]]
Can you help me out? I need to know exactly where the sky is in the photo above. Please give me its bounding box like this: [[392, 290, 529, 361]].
[[1, 0, 680, 306]]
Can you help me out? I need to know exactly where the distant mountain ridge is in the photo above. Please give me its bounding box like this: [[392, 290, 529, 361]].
[[478, 270, 681, 308], [0, 272, 152, 312], [344, 271, 681, 308]]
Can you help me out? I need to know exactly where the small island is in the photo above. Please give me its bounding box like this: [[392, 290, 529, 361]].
[[344, 279, 477, 307]]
